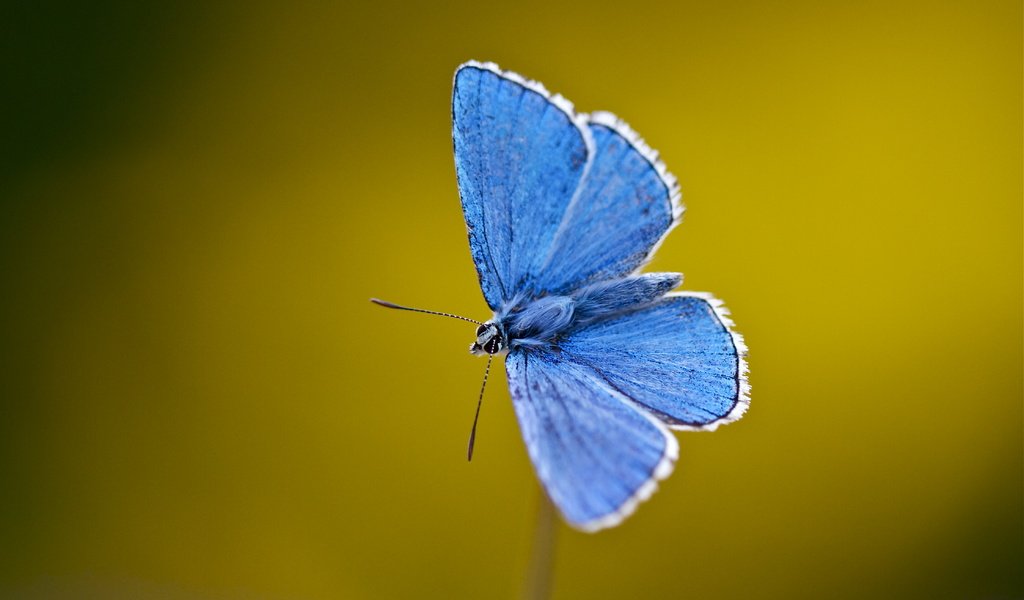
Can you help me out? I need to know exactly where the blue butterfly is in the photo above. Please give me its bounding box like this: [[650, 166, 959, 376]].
[[374, 60, 748, 532]]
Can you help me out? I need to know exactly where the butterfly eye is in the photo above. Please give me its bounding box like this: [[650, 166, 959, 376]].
[[476, 324, 488, 336], [483, 336, 502, 354]]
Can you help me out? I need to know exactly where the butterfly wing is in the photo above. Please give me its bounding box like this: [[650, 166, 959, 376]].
[[506, 348, 678, 532], [453, 63, 682, 306], [452, 62, 593, 309], [531, 111, 682, 296], [561, 293, 749, 430]]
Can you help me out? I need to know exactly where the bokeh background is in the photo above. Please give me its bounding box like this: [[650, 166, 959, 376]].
[[2, 1, 1020, 599]]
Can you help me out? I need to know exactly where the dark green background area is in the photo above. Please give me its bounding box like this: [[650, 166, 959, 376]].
[[1, 2, 1021, 599]]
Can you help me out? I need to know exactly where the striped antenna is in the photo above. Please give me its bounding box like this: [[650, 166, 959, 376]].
[[467, 353, 493, 461], [370, 298, 483, 325]]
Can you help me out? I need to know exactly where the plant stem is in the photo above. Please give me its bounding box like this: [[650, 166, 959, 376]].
[[521, 487, 557, 600]]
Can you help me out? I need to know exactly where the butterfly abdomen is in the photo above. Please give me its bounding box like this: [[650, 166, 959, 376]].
[[572, 273, 681, 325]]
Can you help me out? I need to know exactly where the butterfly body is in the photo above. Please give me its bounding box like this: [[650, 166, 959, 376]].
[[388, 60, 748, 532], [472, 272, 685, 355]]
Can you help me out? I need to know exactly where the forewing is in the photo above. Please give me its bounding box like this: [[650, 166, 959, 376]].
[[506, 349, 678, 532], [530, 111, 683, 296], [452, 61, 593, 309], [560, 293, 749, 430]]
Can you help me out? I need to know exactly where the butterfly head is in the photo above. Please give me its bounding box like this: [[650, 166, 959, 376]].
[[470, 322, 505, 355]]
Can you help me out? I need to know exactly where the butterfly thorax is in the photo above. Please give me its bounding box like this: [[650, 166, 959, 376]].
[[469, 273, 683, 356]]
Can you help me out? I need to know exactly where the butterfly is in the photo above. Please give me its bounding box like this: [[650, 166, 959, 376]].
[[373, 60, 748, 532]]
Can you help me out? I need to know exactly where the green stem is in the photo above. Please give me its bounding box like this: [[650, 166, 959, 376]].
[[521, 488, 557, 600]]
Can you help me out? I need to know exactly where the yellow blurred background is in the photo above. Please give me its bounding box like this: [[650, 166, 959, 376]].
[[1, 1, 1020, 599]]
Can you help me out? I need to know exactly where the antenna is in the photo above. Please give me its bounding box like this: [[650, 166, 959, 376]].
[[467, 354, 493, 461], [372, 297, 492, 460], [370, 298, 483, 325]]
